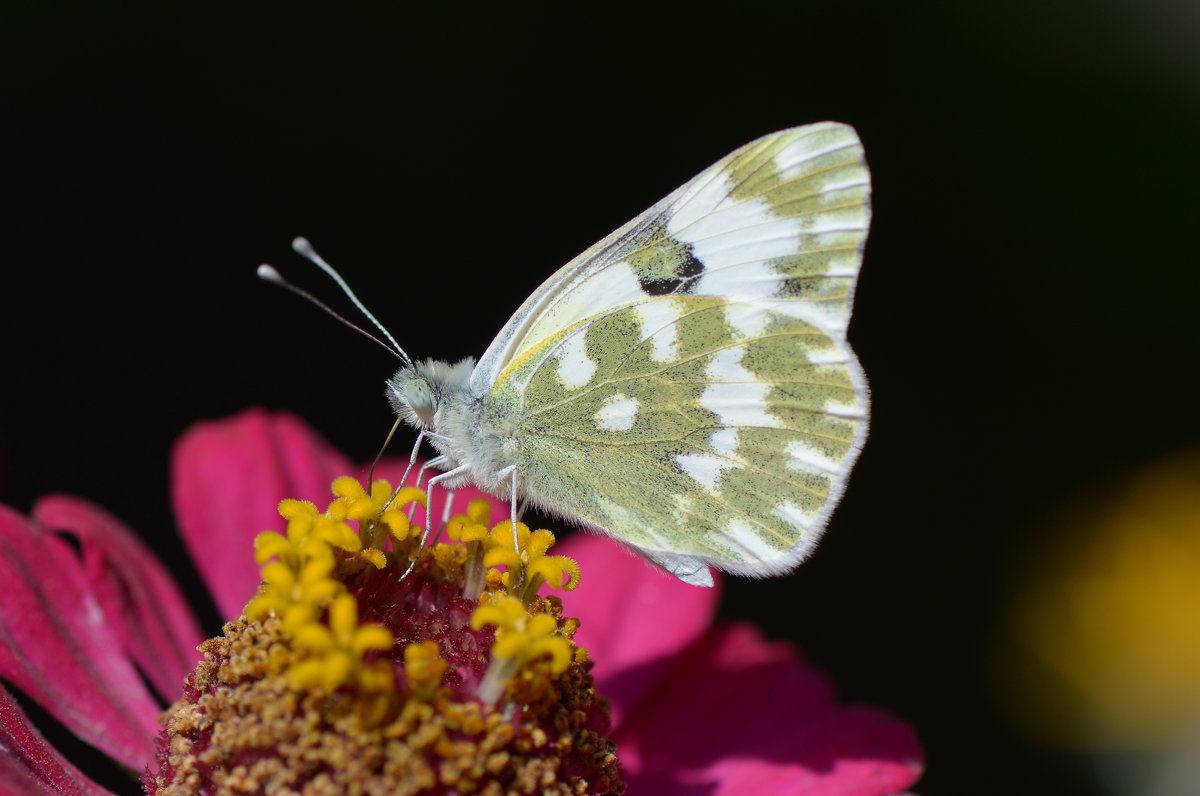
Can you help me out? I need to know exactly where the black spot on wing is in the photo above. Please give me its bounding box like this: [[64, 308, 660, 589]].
[[636, 249, 705, 296], [778, 275, 822, 297]]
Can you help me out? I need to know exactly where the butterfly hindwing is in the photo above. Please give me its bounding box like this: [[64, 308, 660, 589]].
[[475, 122, 870, 582], [491, 293, 864, 582]]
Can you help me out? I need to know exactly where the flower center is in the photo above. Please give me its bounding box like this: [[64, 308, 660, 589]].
[[144, 477, 624, 795]]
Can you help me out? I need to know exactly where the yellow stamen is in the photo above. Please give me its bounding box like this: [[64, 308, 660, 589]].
[[154, 611, 623, 795], [404, 640, 448, 698], [153, 476, 624, 794], [444, 506, 582, 602], [245, 480, 594, 740], [246, 478, 424, 718], [470, 596, 573, 703]]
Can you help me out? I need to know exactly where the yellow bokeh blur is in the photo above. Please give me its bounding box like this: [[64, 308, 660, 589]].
[[994, 453, 1200, 749]]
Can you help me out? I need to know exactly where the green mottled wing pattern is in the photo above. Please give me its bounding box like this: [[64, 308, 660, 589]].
[[480, 123, 870, 583]]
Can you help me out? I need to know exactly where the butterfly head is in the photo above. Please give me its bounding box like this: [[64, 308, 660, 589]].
[[386, 357, 476, 431]]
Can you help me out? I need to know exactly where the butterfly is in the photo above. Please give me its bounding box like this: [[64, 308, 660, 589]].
[[275, 122, 870, 587]]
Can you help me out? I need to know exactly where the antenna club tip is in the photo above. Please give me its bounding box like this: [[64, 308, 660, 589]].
[[292, 237, 313, 255], [257, 264, 283, 282]]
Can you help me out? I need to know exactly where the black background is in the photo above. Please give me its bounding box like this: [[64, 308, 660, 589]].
[[4, 3, 1200, 794]]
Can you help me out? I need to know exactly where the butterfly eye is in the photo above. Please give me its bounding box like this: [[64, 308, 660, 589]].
[[403, 379, 436, 426]]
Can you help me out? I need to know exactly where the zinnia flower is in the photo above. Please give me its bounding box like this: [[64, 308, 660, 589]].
[[0, 409, 923, 794]]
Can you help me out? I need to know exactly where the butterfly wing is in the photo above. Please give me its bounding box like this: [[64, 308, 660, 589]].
[[478, 123, 870, 584]]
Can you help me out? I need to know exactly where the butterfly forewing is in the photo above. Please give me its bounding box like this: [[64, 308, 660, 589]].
[[478, 122, 870, 582], [473, 122, 868, 393]]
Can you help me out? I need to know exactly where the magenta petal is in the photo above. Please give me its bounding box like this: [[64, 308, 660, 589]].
[[556, 532, 720, 724], [614, 623, 923, 795], [0, 504, 160, 771], [171, 409, 354, 618], [31, 495, 204, 702], [0, 684, 114, 796]]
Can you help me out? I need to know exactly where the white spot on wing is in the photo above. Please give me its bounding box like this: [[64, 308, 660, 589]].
[[708, 428, 740, 457], [593, 393, 640, 431], [555, 330, 596, 389], [825, 252, 859, 277], [675, 453, 733, 492], [785, 440, 840, 475], [773, 502, 812, 532], [723, 303, 768, 338], [762, 297, 850, 337], [707, 345, 752, 381], [636, 299, 683, 362], [804, 347, 847, 365], [692, 214, 800, 270], [821, 402, 868, 420], [696, 259, 782, 302], [701, 382, 778, 428], [725, 519, 782, 562], [701, 346, 781, 428]]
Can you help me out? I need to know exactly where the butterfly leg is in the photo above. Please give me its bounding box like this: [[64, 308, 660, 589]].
[[384, 429, 453, 511], [428, 486, 457, 547], [398, 430, 430, 487], [384, 431, 433, 511], [398, 463, 470, 583], [492, 464, 524, 585], [405, 455, 447, 523]]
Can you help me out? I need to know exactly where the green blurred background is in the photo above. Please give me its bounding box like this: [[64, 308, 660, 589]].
[[4, 2, 1199, 794]]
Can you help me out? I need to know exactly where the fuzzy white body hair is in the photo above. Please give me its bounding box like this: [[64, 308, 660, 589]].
[[386, 357, 518, 495], [388, 361, 624, 541]]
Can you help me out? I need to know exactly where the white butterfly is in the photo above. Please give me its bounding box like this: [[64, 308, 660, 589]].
[[273, 123, 870, 587]]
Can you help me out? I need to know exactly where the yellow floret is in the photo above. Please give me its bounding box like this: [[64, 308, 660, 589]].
[[471, 597, 574, 703], [246, 476, 429, 717], [404, 640, 448, 697]]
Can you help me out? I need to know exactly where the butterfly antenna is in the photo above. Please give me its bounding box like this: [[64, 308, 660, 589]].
[[257, 264, 405, 361], [290, 237, 416, 369]]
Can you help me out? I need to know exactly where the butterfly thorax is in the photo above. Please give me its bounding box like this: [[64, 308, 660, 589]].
[[386, 357, 519, 493]]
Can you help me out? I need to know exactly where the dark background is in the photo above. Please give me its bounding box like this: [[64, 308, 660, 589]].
[[4, 2, 1199, 794]]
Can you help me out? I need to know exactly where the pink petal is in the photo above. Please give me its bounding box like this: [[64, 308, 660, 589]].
[[614, 623, 923, 795], [556, 532, 720, 725], [31, 495, 204, 703], [171, 409, 354, 618], [0, 503, 160, 771], [0, 684, 114, 796]]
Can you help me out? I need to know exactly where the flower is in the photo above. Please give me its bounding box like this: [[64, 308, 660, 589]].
[[0, 408, 923, 795]]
